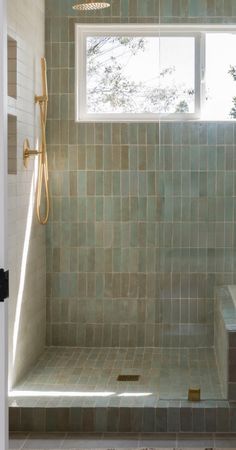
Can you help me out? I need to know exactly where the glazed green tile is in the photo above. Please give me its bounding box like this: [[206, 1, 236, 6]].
[[60, 68, 69, 93], [191, 172, 199, 197], [225, 197, 234, 221], [49, 95, 59, 119], [51, 43, 60, 67], [147, 123, 158, 145], [103, 124, 112, 144], [112, 172, 120, 195], [199, 122, 207, 145], [96, 197, 104, 221], [111, 0, 120, 17], [95, 171, 104, 195], [78, 248, 87, 272], [129, 146, 138, 170], [139, 172, 147, 196], [121, 172, 130, 196], [121, 0, 129, 17], [190, 145, 200, 170], [46, 0, 236, 349], [77, 171, 87, 196], [50, 17, 61, 43], [76, 223, 85, 247], [61, 197, 70, 222], [78, 197, 86, 221], [104, 197, 113, 221], [160, 0, 172, 17], [173, 197, 181, 221], [87, 223, 95, 247], [129, 171, 138, 196], [181, 147, 190, 170], [86, 146, 96, 170], [103, 147, 112, 170], [86, 197, 96, 222], [146, 146, 156, 170], [113, 248, 122, 272], [60, 94, 69, 119], [147, 197, 157, 222], [189, 0, 207, 16], [87, 248, 95, 271], [207, 123, 217, 145], [128, 124, 138, 144], [224, 171, 234, 196], [147, 171, 156, 195], [104, 172, 112, 195], [182, 172, 190, 196], [138, 197, 147, 221], [207, 146, 217, 170], [69, 120, 78, 144]]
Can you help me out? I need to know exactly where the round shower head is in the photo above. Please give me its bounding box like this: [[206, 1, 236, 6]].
[[73, 0, 110, 11]]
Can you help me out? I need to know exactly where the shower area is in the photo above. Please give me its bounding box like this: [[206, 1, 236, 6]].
[[8, 0, 236, 434]]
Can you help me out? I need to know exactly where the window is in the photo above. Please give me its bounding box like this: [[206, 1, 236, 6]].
[[75, 25, 236, 122], [204, 33, 236, 120]]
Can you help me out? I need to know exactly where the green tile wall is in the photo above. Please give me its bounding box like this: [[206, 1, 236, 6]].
[[45, 0, 236, 347]]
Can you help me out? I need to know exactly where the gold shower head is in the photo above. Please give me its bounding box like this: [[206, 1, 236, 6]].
[[73, 0, 110, 10]]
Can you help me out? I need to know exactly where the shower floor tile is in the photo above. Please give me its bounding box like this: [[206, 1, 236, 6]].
[[9, 347, 224, 407]]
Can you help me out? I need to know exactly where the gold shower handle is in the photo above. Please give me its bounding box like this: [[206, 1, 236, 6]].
[[23, 139, 42, 168], [35, 57, 48, 101], [35, 94, 48, 103]]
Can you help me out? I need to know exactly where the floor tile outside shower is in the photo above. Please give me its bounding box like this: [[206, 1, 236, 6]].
[[9, 431, 236, 450]]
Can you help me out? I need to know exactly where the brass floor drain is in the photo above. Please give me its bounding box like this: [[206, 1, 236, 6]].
[[117, 375, 140, 382]]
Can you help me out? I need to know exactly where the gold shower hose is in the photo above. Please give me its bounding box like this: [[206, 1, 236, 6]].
[[36, 58, 49, 225], [24, 57, 50, 225]]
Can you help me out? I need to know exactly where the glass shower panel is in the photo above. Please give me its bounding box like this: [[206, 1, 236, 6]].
[[158, 30, 224, 401]]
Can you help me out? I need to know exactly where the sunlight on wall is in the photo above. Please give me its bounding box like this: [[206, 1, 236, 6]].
[[12, 157, 39, 366]]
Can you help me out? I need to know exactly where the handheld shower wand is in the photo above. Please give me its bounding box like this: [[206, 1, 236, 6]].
[[23, 58, 50, 225]]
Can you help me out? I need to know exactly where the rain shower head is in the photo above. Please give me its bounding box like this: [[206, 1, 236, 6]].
[[73, 0, 110, 11]]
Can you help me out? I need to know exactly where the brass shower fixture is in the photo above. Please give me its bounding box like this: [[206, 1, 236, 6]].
[[23, 57, 50, 225], [73, 0, 110, 11]]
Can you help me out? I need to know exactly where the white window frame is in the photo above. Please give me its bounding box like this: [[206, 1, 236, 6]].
[[75, 24, 236, 123]]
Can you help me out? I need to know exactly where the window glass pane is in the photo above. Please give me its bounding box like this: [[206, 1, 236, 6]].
[[204, 33, 236, 120], [159, 36, 195, 114], [86, 35, 195, 115], [86, 36, 159, 114]]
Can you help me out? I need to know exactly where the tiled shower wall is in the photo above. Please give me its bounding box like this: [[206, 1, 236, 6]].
[[8, 0, 46, 388], [45, 0, 236, 348]]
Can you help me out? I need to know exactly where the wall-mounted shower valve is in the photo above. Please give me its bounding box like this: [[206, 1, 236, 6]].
[[23, 138, 42, 169]]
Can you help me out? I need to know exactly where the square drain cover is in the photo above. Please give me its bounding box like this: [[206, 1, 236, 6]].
[[117, 375, 140, 382]]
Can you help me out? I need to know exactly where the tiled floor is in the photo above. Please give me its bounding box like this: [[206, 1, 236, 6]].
[[9, 432, 236, 449], [9, 347, 223, 408]]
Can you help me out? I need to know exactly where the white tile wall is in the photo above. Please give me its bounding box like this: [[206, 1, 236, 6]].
[[7, 0, 46, 389]]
